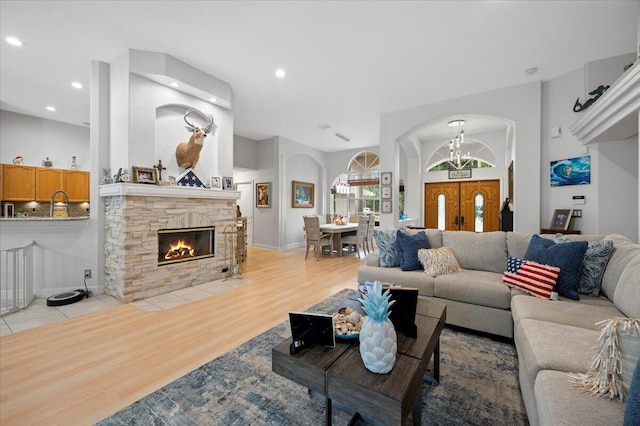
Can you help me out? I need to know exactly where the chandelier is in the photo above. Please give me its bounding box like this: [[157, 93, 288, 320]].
[[448, 119, 470, 169]]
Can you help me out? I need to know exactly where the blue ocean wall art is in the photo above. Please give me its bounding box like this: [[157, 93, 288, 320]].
[[550, 155, 591, 187]]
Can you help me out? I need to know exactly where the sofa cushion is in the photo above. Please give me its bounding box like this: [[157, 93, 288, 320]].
[[524, 235, 588, 300], [434, 270, 511, 309], [511, 293, 624, 330], [396, 230, 431, 271], [373, 228, 401, 267], [507, 232, 534, 259], [443, 231, 507, 273], [418, 246, 461, 277], [613, 254, 640, 318], [601, 234, 640, 301], [515, 319, 595, 388], [534, 369, 627, 426], [503, 258, 560, 299], [554, 235, 614, 297]]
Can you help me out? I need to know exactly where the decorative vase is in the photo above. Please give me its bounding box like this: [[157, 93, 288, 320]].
[[70, 156, 78, 170], [358, 281, 397, 374]]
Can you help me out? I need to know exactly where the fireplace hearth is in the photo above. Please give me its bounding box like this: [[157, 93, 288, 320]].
[[158, 226, 215, 266]]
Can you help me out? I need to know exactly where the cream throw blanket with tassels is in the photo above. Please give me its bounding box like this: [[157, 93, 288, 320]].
[[569, 318, 640, 402]]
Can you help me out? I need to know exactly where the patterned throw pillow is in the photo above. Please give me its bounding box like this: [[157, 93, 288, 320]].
[[396, 230, 431, 271], [553, 234, 614, 297], [373, 229, 403, 267], [569, 318, 640, 402], [418, 246, 461, 277], [503, 256, 560, 299], [524, 234, 588, 300]]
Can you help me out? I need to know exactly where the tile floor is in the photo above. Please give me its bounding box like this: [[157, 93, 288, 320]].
[[0, 277, 251, 337]]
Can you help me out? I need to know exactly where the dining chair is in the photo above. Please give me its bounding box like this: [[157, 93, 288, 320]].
[[364, 215, 376, 254], [303, 215, 333, 260], [341, 215, 369, 258]]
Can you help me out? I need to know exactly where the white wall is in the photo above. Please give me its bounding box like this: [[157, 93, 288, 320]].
[[0, 110, 89, 168], [541, 53, 639, 240]]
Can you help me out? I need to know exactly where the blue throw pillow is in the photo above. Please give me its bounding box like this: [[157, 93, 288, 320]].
[[373, 229, 402, 267], [396, 230, 431, 271], [523, 234, 588, 300], [554, 234, 614, 297], [625, 360, 640, 426]]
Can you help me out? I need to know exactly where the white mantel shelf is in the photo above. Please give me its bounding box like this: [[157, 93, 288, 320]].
[[570, 60, 640, 144], [99, 183, 240, 200]]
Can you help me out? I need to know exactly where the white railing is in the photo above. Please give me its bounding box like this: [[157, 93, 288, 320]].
[[1, 241, 37, 316]]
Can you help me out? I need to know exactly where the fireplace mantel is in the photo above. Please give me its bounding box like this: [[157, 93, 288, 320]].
[[99, 183, 240, 200]]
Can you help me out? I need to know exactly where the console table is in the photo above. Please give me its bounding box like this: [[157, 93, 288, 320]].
[[540, 228, 581, 235], [272, 297, 446, 425]]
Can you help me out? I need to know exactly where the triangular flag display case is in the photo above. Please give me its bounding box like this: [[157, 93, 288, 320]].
[[176, 168, 206, 188]]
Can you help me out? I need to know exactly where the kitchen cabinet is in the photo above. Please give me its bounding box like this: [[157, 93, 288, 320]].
[[2, 164, 35, 201], [64, 170, 89, 202], [36, 168, 64, 201]]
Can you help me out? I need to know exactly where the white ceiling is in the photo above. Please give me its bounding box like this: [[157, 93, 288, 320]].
[[1, 1, 638, 153]]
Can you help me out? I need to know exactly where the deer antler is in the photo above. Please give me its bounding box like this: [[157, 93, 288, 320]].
[[203, 114, 216, 135], [184, 109, 216, 135], [184, 109, 198, 132]]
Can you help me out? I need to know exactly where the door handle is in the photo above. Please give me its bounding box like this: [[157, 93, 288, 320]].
[[454, 216, 459, 226], [460, 216, 465, 226]]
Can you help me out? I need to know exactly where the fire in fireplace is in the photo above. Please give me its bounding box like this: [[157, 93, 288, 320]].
[[158, 226, 215, 265]]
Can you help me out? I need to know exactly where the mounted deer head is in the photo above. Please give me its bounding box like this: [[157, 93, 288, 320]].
[[175, 109, 217, 169]]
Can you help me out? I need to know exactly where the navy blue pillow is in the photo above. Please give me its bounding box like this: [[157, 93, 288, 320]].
[[396, 230, 431, 271], [523, 234, 588, 300], [625, 360, 640, 426]]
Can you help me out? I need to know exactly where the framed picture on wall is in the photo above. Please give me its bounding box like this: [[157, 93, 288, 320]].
[[256, 182, 271, 208], [549, 209, 573, 230], [381, 185, 391, 199], [381, 199, 392, 214], [292, 181, 314, 208], [381, 172, 392, 185]]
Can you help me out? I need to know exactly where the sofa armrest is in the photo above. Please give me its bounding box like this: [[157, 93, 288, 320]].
[[364, 252, 380, 267]]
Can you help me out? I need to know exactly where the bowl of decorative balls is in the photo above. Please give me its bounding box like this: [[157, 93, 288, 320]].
[[333, 306, 362, 340]]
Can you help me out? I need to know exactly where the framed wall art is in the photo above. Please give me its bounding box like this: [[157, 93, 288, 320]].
[[381, 185, 391, 199], [292, 181, 314, 208], [381, 199, 392, 214], [549, 209, 573, 230], [550, 155, 591, 187], [210, 176, 222, 189], [449, 169, 472, 179], [222, 177, 234, 190], [132, 166, 157, 184], [381, 172, 392, 185], [256, 182, 271, 208]]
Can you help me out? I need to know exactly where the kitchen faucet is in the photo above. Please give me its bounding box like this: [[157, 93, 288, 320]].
[[50, 190, 70, 217]]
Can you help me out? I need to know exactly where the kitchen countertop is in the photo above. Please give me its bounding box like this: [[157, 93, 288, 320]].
[[0, 216, 90, 221]]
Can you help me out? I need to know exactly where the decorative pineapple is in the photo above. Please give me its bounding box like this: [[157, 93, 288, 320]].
[[358, 281, 397, 374]]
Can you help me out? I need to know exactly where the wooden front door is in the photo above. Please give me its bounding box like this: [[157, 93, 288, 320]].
[[424, 179, 500, 232]]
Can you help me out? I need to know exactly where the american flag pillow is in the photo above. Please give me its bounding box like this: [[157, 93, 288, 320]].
[[503, 256, 560, 299]]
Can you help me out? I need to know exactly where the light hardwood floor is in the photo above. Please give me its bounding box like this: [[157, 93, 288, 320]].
[[0, 246, 363, 425]]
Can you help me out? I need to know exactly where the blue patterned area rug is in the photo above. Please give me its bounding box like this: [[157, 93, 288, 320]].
[[99, 289, 528, 425]]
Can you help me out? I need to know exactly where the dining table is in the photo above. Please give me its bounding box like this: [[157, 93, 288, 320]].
[[319, 222, 359, 256]]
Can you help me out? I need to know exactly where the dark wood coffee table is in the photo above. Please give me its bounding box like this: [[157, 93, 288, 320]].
[[272, 296, 446, 425]]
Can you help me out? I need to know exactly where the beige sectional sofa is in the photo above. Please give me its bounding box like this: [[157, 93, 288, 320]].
[[357, 229, 639, 425]]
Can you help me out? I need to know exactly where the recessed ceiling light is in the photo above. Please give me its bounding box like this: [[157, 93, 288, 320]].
[[5, 36, 24, 47], [169, 81, 179, 88], [525, 67, 538, 75], [275, 68, 286, 79], [71, 81, 83, 89], [335, 133, 350, 142], [318, 124, 332, 130], [210, 97, 217, 103], [46, 106, 56, 112]]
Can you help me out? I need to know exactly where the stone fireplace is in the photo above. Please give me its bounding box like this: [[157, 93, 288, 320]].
[[100, 183, 239, 302]]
